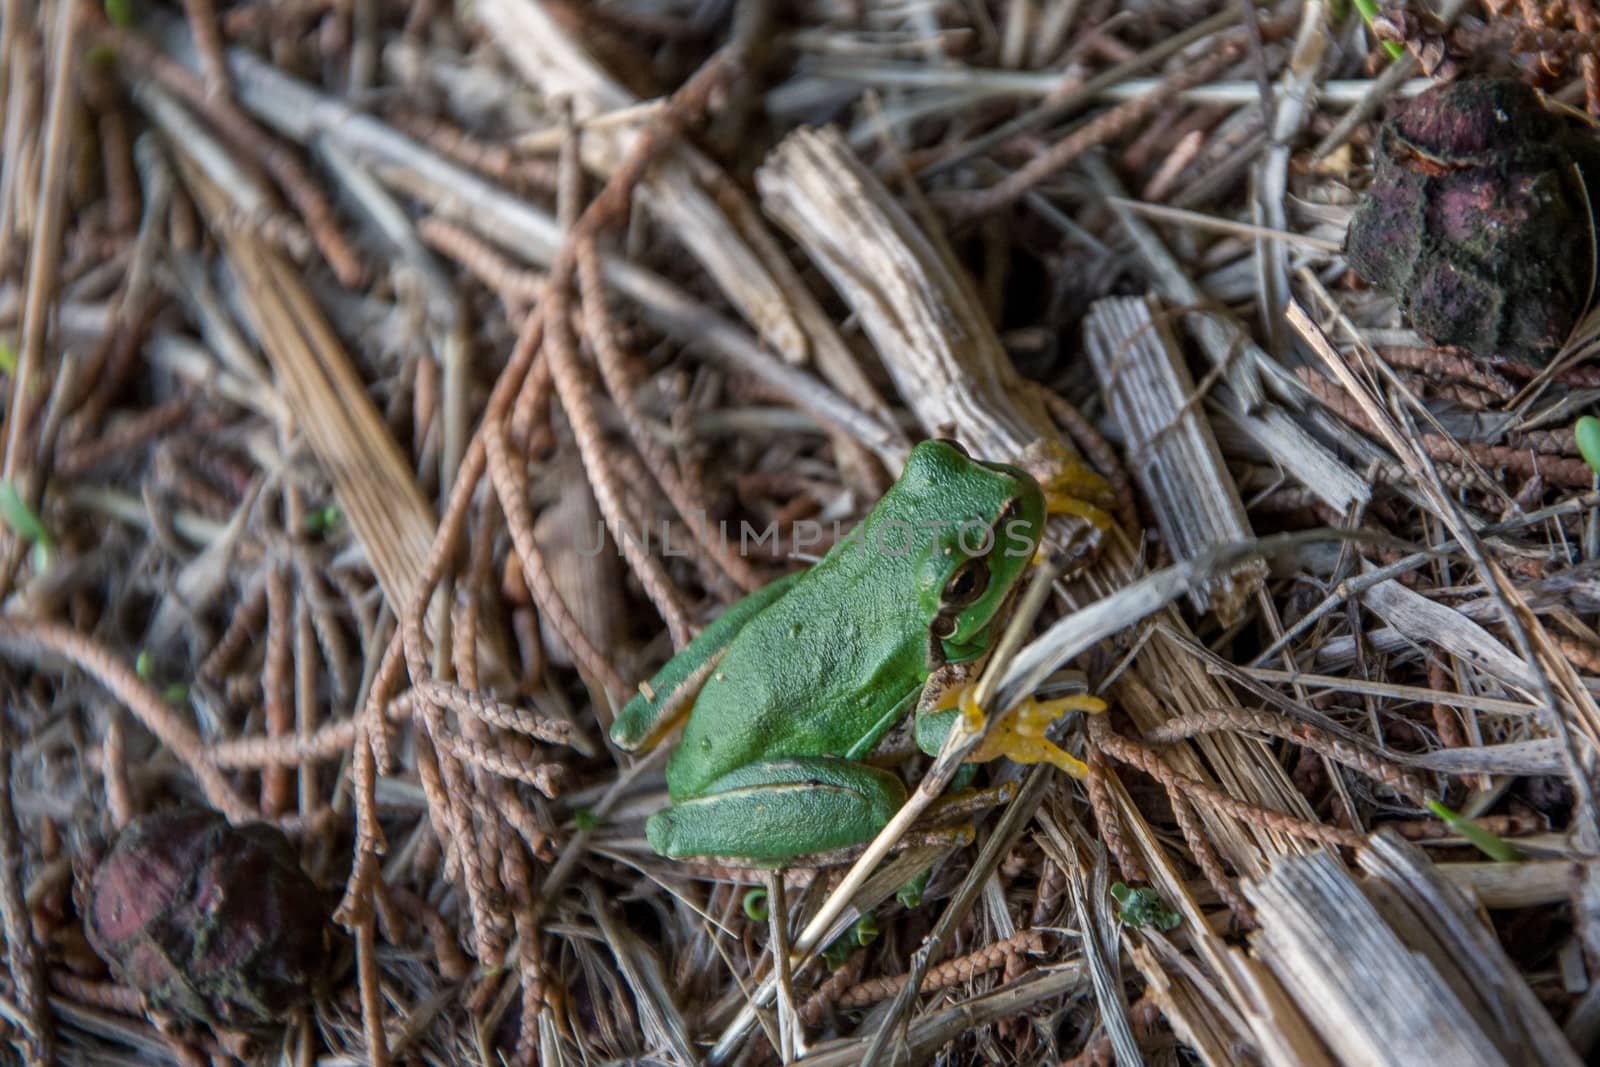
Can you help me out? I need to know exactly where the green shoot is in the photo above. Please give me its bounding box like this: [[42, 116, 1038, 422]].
[[0, 481, 53, 571], [104, 0, 135, 27], [1351, 0, 1405, 60], [1577, 415, 1600, 476], [1111, 882, 1182, 930], [1427, 800, 1525, 862]]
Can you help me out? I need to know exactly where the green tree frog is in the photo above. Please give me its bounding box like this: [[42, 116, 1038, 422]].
[[610, 439, 1113, 863]]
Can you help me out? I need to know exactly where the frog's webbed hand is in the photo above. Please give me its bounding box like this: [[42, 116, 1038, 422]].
[[926, 685, 1107, 778], [1033, 440, 1118, 535]]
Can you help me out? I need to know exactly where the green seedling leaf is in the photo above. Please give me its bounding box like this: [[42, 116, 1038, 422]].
[[1578, 416, 1600, 477], [162, 683, 189, 704], [0, 339, 16, 376], [0, 481, 53, 572], [1351, 0, 1405, 59], [821, 912, 880, 969], [896, 868, 930, 910], [1427, 800, 1524, 862], [1111, 882, 1182, 931], [304, 505, 343, 534], [572, 808, 601, 832], [742, 889, 769, 922], [821, 936, 853, 970], [85, 43, 120, 68], [135, 650, 154, 679], [104, 0, 135, 27]]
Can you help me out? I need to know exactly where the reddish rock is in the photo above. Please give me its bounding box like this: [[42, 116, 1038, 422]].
[[1346, 78, 1600, 365], [82, 809, 333, 1028]]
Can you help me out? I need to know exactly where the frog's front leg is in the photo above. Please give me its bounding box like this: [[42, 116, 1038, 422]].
[[1028, 439, 1121, 535], [645, 757, 908, 862]]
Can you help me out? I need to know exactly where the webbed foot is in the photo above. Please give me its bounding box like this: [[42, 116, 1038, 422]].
[[937, 685, 1107, 778], [1036, 440, 1117, 534]]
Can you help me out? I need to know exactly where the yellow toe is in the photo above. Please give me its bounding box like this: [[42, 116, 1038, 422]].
[[1043, 489, 1116, 533], [958, 689, 1102, 779]]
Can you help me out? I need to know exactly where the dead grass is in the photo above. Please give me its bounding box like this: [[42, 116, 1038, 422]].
[[0, 0, 1595, 1064]]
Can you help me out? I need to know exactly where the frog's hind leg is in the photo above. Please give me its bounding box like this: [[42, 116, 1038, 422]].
[[645, 757, 907, 863]]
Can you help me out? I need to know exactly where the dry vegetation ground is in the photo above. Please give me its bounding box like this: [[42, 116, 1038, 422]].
[[0, 0, 1598, 1064]]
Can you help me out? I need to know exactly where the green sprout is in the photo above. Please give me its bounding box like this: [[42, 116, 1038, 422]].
[[572, 808, 601, 832], [104, 0, 135, 27], [0, 339, 16, 376], [135, 651, 187, 703], [1427, 800, 1525, 862], [822, 912, 879, 968], [896, 868, 931, 910], [1577, 416, 1600, 477], [0, 481, 53, 572], [303, 505, 342, 534], [1351, 0, 1406, 60], [1111, 882, 1181, 931], [742, 889, 768, 922]]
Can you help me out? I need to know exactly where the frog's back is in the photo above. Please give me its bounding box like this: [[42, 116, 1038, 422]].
[[664, 557, 925, 799], [662, 439, 1037, 799]]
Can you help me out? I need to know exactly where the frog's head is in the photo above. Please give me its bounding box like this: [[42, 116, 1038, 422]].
[[894, 439, 1045, 664]]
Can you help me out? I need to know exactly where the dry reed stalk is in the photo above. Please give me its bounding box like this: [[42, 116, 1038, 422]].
[[1244, 848, 1515, 1067], [176, 163, 436, 614], [2, 0, 77, 494], [1084, 295, 1265, 624]]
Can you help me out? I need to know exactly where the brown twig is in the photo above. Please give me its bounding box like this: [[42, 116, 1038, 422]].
[[1299, 371, 1595, 487], [947, 37, 1251, 220], [1060, 994, 1164, 1067], [101, 715, 133, 827], [261, 564, 295, 816], [1165, 788, 1254, 929], [1141, 706, 1435, 806], [1427, 660, 1468, 749], [1088, 715, 1366, 849], [0, 618, 252, 822], [1085, 744, 1146, 884], [0, 748, 51, 1065], [575, 236, 763, 596], [181, 0, 232, 98], [833, 929, 1052, 1010], [1377, 347, 1515, 401], [1039, 388, 1140, 536], [100, 22, 363, 285], [417, 216, 546, 311]]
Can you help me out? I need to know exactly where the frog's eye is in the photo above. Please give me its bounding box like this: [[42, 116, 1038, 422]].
[[941, 558, 991, 611]]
